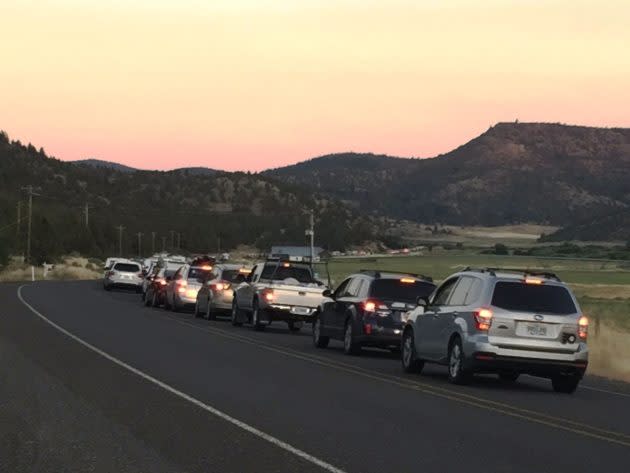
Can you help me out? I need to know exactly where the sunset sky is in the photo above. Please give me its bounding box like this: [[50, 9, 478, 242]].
[[1, 0, 629, 171]]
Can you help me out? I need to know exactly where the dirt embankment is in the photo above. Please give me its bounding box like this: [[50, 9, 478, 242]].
[[588, 323, 630, 382]]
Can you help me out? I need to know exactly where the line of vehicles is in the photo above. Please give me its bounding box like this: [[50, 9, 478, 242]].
[[103, 254, 590, 394]]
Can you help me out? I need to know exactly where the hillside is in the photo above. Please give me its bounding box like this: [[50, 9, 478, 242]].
[[267, 123, 630, 228], [72, 159, 139, 173], [0, 132, 379, 262]]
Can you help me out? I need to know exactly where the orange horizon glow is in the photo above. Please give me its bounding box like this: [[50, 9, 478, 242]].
[[2, 1, 629, 172]]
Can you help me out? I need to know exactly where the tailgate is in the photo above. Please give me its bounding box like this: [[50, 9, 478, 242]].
[[268, 284, 325, 308], [488, 309, 581, 353]]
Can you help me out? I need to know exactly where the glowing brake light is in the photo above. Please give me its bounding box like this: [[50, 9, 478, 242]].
[[177, 280, 188, 293], [201, 265, 213, 270], [525, 278, 543, 285], [362, 299, 390, 315], [578, 316, 589, 340], [239, 268, 251, 274], [474, 308, 493, 331], [262, 289, 274, 302], [400, 278, 415, 284], [214, 281, 231, 291], [282, 262, 290, 268]]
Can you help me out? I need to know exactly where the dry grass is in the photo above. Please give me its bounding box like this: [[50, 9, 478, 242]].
[[570, 284, 630, 300], [588, 323, 630, 381], [0, 256, 101, 282]]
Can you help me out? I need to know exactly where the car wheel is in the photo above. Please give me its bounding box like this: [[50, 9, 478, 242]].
[[152, 291, 158, 307], [343, 320, 361, 355], [193, 300, 201, 318], [312, 316, 330, 348], [164, 294, 171, 310], [401, 329, 424, 374], [231, 300, 243, 326], [551, 374, 580, 394], [144, 291, 151, 307], [447, 337, 471, 385], [252, 300, 265, 331], [206, 297, 216, 321], [287, 320, 302, 332], [499, 371, 520, 383]]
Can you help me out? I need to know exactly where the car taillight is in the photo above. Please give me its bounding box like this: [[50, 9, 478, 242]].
[[214, 281, 231, 291], [106, 270, 115, 278], [473, 308, 493, 331], [261, 288, 274, 302], [158, 278, 167, 286], [177, 280, 188, 293], [578, 316, 588, 340], [362, 299, 390, 315]]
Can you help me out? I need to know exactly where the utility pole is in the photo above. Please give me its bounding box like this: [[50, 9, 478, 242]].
[[151, 232, 156, 254], [306, 210, 315, 263], [21, 186, 38, 263], [161, 236, 166, 252], [83, 203, 89, 229], [170, 230, 175, 250], [217, 234, 221, 253], [16, 201, 21, 238], [177, 232, 181, 250], [137, 232, 143, 257], [117, 225, 125, 257]]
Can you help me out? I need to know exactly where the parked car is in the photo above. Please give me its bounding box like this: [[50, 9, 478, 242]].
[[313, 270, 435, 354], [401, 267, 589, 393], [194, 265, 251, 319], [164, 260, 214, 312], [144, 263, 183, 307], [103, 259, 143, 292], [231, 258, 328, 331]]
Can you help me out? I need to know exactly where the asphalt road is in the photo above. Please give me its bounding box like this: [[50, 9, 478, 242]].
[[2, 280, 630, 473]]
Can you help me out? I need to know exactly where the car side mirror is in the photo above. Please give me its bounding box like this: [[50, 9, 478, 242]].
[[322, 289, 333, 298], [416, 296, 429, 308]]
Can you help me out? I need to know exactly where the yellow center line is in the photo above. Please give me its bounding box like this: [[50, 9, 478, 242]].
[[154, 311, 630, 447]]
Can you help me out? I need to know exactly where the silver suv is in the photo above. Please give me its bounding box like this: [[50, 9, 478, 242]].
[[401, 268, 589, 393]]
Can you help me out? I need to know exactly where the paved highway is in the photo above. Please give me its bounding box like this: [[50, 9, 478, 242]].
[[2, 280, 630, 472]]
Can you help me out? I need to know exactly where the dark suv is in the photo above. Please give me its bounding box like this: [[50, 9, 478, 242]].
[[313, 270, 436, 355]]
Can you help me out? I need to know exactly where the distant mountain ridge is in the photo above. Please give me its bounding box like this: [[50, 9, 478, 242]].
[[266, 123, 630, 239], [72, 159, 219, 176]]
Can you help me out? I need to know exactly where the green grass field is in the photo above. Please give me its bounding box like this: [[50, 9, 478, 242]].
[[325, 253, 630, 331]]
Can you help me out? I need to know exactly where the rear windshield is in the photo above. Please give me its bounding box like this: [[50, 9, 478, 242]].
[[113, 263, 140, 273], [369, 279, 435, 303], [222, 270, 243, 282], [188, 267, 212, 282], [491, 281, 577, 315], [261, 264, 314, 283], [162, 269, 178, 278]]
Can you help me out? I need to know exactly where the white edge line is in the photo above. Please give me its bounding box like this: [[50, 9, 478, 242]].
[[581, 385, 630, 399], [16, 285, 347, 473]]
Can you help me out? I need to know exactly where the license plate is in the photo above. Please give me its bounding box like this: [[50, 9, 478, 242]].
[[291, 307, 310, 315], [525, 323, 547, 337]]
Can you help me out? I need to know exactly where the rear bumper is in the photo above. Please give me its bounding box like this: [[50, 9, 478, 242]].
[[104, 279, 142, 290], [354, 325, 403, 348], [466, 353, 588, 378], [263, 305, 318, 322]]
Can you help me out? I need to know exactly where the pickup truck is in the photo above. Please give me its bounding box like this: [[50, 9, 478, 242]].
[[231, 260, 329, 331]]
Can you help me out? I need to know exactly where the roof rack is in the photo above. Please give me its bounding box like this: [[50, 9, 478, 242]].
[[462, 267, 561, 281], [359, 269, 433, 283]]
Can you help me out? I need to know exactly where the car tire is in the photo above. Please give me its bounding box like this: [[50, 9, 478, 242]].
[[152, 291, 158, 308], [164, 295, 171, 310], [252, 300, 265, 331], [144, 291, 152, 307], [287, 320, 302, 332], [499, 371, 520, 383], [312, 316, 330, 348], [104, 285, 111, 292], [343, 320, 361, 355], [193, 301, 201, 318], [401, 329, 424, 374], [206, 297, 216, 321], [551, 374, 580, 394], [231, 300, 243, 327], [447, 336, 471, 385]]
